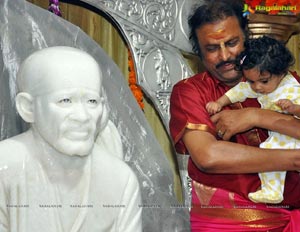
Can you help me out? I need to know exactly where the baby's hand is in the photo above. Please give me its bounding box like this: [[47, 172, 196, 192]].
[[206, 101, 222, 115], [277, 99, 293, 112]]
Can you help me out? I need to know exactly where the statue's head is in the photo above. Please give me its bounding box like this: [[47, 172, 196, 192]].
[[16, 46, 108, 156]]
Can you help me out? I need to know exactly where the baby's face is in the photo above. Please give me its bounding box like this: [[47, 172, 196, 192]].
[[243, 68, 284, 94]]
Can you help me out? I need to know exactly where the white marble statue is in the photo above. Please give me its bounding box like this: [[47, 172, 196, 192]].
[[0, 46, 142, 232]]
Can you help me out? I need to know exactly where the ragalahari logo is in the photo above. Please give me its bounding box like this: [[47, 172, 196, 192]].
[[243, 4, 255, 17], [243, 3, 297, 16]]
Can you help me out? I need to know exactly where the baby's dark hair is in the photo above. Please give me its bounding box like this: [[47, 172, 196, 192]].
[[235, 36, 294, 76]]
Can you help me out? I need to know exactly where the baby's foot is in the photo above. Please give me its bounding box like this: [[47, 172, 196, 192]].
[[248, 190, 283, 204]]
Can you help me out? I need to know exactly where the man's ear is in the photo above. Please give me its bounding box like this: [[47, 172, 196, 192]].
[[16, 92, 34, 123]]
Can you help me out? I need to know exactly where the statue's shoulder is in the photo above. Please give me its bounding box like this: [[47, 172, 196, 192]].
[[93, 143, 128, 169], [0, 132, 31, 166], [92, 143, 138, 182]]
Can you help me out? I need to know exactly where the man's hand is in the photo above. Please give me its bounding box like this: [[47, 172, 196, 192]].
[[210, 108, 257, 140]]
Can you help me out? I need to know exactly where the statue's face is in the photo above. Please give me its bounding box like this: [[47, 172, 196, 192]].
[[31, 58, 103, 157]]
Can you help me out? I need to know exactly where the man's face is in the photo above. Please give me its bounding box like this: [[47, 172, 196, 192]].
[[196, 16, 245, 86], [32, 63, 103, 157]]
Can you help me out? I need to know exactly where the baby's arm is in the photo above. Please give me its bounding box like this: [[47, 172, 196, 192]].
[[206, 95, 232, 115], [277, 99, 300, 118]]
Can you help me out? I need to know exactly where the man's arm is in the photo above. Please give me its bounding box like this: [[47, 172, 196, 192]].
[[211, 107, 300, 141], [183, 129, 300, 174]]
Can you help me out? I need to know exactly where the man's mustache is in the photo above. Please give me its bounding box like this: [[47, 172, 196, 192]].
[[215, 60, 236, 69]]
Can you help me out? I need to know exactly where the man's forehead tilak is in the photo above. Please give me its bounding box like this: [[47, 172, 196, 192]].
[[207, 26, 226, 40]]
